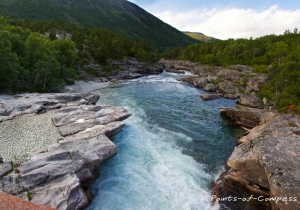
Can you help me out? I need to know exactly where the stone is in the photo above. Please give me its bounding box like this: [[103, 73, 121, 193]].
[[220, 107, 277, 128], [217, 81, 238, 94], [263, 97, 274, 106], [102, 58, 164, 79], [247, 74, 268, 88], [25, 173, 89, 210], [0, 162, 12, 177], [193, 77, 208, 88], [166, 69, 185, 74], [223, 94, 238, 99], [246, 85, 260, 93], [228, 65, 254, 72], [238, 94, 264, 109], [53, 105, 130, 136], [76, 168, 96, 189], [100, 77, 109, 82], [2, 133, 118, 195], [0, 114, 62, 163], [203, 83, 217, 92], [199, 94, 221, 100], [0, 155, 3, 163], [84, 94, 100, 105], [0, 104, 8, 116], [177, 75, 198, 84], [0, 93, 103, 122]]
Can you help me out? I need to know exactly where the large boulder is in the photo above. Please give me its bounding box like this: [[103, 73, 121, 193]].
[[238, 94, 264, 109], [220, 107, 277, 128], [177, 75, 198, 85], [203, 83, 217, 92], [217, 81, 239, 94], [193, 77, 208, 88], [84, 94, 100, 105], [247, 74, 268, 88], [21, 173, 89, 210]]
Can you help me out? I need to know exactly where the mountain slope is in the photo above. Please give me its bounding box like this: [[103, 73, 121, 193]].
[[183, 32, 219, 43], [0, 0, 201, 51]]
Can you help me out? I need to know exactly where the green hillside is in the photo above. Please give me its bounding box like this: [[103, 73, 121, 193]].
[[0, 0, 201, 51], [183, 32, 219, 43]]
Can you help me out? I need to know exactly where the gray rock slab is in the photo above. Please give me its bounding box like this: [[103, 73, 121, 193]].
[[0, 114, 62, 162], [23, 173, 89, 210], [0, 162, 12, 177]]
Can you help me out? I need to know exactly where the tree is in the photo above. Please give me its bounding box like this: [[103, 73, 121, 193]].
[[49, 28, 57, 41], [0, 35, 20, 89]]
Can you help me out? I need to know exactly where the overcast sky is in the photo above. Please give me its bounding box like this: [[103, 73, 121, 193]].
[[128, 0, 300, 40]]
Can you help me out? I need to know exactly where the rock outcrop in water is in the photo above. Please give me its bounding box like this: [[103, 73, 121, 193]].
[[220, 106, 277, 128], [0, 93, 131, 209]]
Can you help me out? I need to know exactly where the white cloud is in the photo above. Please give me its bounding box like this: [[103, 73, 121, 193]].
[[152, 5, 300, 39]]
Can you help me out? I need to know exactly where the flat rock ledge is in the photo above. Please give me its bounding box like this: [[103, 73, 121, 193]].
[[0, 93, 131, 210], [218, 107, 300, 210]]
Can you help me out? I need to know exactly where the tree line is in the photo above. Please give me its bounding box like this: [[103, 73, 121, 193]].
[[0, 16, 159, 92], [163, 29, 300, 111]]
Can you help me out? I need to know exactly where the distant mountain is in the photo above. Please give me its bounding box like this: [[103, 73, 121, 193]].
[[0, 0, 201, 51], [183, 32, 219, 43]]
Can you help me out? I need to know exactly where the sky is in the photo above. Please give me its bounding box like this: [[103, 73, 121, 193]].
[[127, 0, 300, 40]]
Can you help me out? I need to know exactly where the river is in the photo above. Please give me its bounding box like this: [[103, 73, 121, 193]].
[[87, 72, 243, 210]]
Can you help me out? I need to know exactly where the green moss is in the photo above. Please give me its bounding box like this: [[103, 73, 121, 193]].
[[14, 168, 20, 173], [289, 122, 298, 127], [259, 134, 266, 139], [26, 192, 32, 201]]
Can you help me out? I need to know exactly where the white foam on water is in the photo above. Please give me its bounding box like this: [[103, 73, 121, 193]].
[[87, 105, 220, 210], [88, 72, 241, 210]]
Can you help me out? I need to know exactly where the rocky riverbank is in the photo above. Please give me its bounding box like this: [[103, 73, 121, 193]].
[[217, 107, 300, 210], [160, 59, 271, 107], [160, 59, 300, 210], [0, 93, 131, 209]]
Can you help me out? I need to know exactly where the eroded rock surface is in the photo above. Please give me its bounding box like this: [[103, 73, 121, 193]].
[[220, 106, 277, 128], [0, 93, 131, 210], [219, 109, 300, 210]]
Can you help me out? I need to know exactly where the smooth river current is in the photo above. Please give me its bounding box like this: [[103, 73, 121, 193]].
[[87, 72, 243, 210]]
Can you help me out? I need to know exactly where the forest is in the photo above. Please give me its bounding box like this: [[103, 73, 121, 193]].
[[1, 14, 300, 111], [0, 0, 200, 52], [0, 16, 157, 92], [163, 29, 300, 111]]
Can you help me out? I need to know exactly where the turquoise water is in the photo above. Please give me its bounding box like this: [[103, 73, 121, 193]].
[[88, 72, 243, 210]]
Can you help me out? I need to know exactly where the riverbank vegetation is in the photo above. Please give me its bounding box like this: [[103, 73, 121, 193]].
[[163, 29, 300, 111], [0, 16, 159, 92]]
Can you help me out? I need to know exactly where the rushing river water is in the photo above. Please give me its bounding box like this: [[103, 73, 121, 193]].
[[87, 72, 243, 210]]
